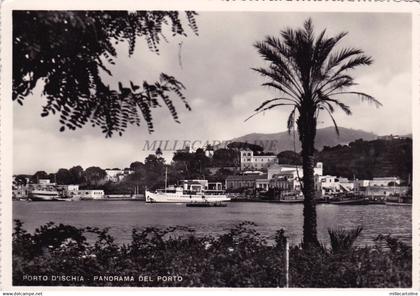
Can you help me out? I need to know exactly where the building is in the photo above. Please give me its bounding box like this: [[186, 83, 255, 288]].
[[269, 175, 294, 191], [240, 149, 277, 170], [338, 177, 355, 192], [315, 175, 340, 195], [12, 186, 28, 200], [225, 174, 268, 191], [363, 186, 409, 199], [38, 179, 54, 186], [377, 134, 405, 141], [355, 179, 370, 188], [208, 182, 223, 191], [369, 177, 401, 187], [267, 162, 323, 180], [354, 177, 401, 190], [255, 178, 270, 191], [105, 169, 134, 182], [56, 184, 80, 198], [205, 145, 214, 158], [75, 190, 105, 200]]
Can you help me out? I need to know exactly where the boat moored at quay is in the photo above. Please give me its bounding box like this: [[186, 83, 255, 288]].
[[28, 189, 60, 201]]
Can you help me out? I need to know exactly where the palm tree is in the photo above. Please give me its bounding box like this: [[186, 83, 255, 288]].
[[250, 18, 381, 249]]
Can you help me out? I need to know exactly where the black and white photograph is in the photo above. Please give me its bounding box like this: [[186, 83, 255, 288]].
[[6, 6, 416, 289]]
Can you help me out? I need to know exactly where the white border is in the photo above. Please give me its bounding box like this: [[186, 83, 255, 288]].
[[1, 0, 419, 294]]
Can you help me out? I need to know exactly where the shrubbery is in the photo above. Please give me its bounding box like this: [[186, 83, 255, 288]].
[[13, 220, 411, 287]]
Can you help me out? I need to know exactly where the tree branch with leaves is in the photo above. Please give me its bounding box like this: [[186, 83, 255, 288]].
[[13, 10, 198, 137]]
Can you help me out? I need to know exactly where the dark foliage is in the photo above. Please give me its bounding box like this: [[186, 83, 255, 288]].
[[227, 142, 264, 153], [277, 150, 302, 165], [328, 226, 363, 254], [13, 221, 286, 287], [290, 231, 412, 288], [13, 220, 411, 288], [316, 138, 412, 180], [13, 11, 198, 137]]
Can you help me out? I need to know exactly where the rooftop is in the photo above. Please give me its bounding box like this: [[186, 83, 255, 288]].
[[226, 174, 268, 181]]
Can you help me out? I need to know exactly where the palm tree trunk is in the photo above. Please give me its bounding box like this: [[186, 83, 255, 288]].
[[298, 109, 319, 249]]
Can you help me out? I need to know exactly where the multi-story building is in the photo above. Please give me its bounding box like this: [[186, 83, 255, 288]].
[[240, 149, 277, 170], [268, 175, 294, 191], [315, 175, 341, 195], [267, 162, 323, 192], [267, 162, 323, 180], [225, 174, 268, 191]]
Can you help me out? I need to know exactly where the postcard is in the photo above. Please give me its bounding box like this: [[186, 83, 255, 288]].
[[1, 0, 419, 293]]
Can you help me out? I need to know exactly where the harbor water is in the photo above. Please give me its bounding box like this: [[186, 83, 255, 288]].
[[13, 201, 412, 246]]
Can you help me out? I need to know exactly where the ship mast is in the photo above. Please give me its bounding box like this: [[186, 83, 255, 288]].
[[165, 167, 168, 190]]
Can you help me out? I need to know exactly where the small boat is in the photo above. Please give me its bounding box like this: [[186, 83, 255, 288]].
[[329, 198, 370, 205], [273, 199, 304, 204], [368, 200, 386, 205], [186, 201, 227, 207], [385, 202, 412, 206]]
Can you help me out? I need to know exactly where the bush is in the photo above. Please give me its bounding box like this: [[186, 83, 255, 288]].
[[289, 227, 412, 288], [12, 220, 411, 287]]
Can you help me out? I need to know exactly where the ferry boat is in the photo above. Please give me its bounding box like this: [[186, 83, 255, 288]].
[[145, 179, 230, 203], [29, 189, 60, 201]]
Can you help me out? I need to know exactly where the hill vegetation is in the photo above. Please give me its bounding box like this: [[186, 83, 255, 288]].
[[316, 138, 412, 181], [221, 127, 377, 154]]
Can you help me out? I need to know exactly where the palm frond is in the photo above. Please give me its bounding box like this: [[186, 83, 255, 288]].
[[328, 55, 373, 82], [260, 82, 299, 102], [317, 74, 354, 94], [254, 97, 298, 111], [244, 103, 293, 122], [323, 105, 340, 136], [324, 48, 363, 74], [303, 18, 314, 42], [322, 99, 352, 116], [329, 91, 382, 108], [252, 67, 302, 99], [287, 107, 297, 134], [328, 226, 363, 254]]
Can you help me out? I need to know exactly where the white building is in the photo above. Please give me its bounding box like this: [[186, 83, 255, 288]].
[[38, 179, 54, 186], [76, 190, 105, 200], [240, 149, 277, 170], [315, 176, 355, 196], [369, 177, 401, 187], [315, 175, 340, 195], [105, 169, 134, 182], [267, 162, 323, 180], [355, 177, 401, 189], [267, 163, 323, 192], [338, 178, 355, 192], [256, 178, 270, 191], [355, 180, 371, 188]]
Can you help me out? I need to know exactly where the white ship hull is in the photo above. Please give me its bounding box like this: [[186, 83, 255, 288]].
[[145, 190, 230, 203], [29, 190, 60, 201]]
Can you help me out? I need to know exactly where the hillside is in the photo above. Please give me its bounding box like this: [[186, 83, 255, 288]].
[[221, 127, 377, 153], [317, 138, 412, 180]]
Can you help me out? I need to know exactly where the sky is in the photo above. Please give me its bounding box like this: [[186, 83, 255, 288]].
[[13, 12, 412, 174]]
